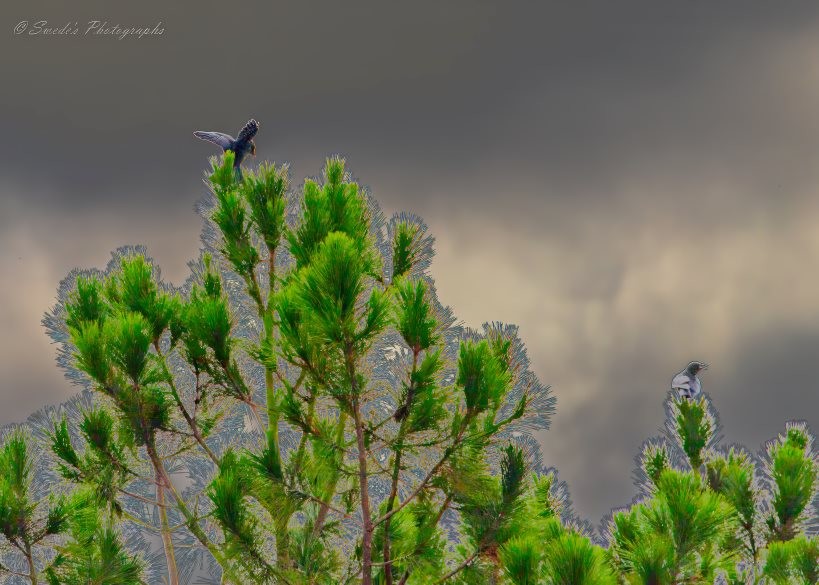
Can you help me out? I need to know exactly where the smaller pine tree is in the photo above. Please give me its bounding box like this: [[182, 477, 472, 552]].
[[0, 430, 141, 585]]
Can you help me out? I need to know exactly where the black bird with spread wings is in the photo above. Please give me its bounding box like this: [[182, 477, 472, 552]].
[[194, 119, 259, 179]]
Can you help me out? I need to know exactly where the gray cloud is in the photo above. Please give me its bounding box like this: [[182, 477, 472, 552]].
[[3, 0, 819, 525]]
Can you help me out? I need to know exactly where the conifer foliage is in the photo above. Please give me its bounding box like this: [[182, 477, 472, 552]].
[[1, 150, 817, 584], [29, 152, 556, 584], [610, 396, 819, 585]]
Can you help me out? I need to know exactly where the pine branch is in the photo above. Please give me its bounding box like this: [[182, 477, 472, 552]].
[[155, 341, 220, 465]]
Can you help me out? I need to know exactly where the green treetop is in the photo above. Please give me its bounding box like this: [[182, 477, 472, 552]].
[[41, 151, 556, 585]]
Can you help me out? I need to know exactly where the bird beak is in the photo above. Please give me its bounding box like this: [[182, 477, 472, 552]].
[[700, 363, 709, 370]]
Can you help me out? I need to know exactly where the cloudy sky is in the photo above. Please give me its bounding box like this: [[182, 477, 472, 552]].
[[3, 0, 819, 525]]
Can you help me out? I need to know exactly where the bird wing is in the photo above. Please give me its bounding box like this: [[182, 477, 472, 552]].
[[671, 372, 691, 390], [690, 376, 702, 396], [236, 119, 259, 143], [193, 131, 234, 149]]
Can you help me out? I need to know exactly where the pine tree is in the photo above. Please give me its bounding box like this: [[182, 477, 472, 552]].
[[0, 431, 69, 584], [0, 430, 141, 585], [42, 151, 555, 584], [610, 393, 819, 585]]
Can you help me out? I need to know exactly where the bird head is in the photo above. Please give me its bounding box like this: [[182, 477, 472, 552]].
[[686, 361, 709, 375], [250, 141, 257, 156]]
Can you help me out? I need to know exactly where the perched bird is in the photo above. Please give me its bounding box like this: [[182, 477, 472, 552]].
[[194, 119, 259, 179], [671, 361, 708, 400]]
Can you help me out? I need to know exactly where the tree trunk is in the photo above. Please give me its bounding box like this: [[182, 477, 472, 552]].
[[148, 442, 180, 585], [353, 398, 373, 585], [383, 424, 408, 585], [24, 541, 37, 585]]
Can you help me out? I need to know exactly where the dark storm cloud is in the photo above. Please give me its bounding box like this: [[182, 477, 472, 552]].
[[4, 1, 819, 209], [715, 324, 819, 447], [4, 0, 819, 524]]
